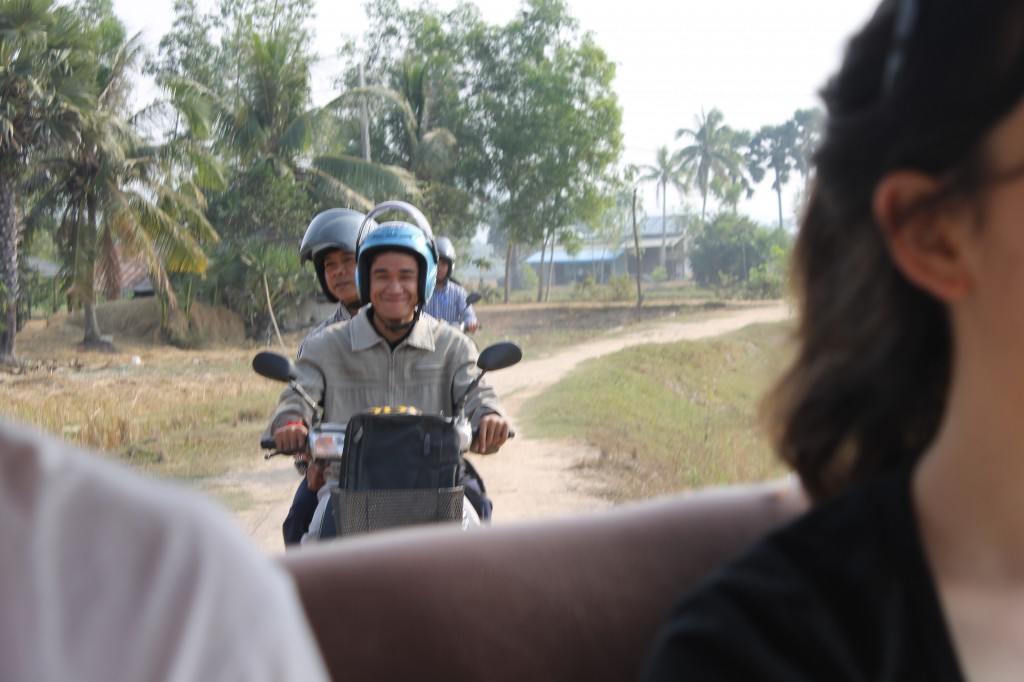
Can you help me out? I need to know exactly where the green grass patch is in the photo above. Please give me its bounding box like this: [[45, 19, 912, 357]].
[[520, 321, 793, 499], [474, 300, 732, 360]]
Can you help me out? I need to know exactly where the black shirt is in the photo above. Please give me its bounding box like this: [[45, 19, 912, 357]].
[[643, 468, 966, 681]]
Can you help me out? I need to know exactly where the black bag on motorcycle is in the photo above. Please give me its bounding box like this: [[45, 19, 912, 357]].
[[332, 412, 464, 536]]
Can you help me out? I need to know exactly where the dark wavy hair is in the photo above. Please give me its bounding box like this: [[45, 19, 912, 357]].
[[763, 0, 1024, 502]]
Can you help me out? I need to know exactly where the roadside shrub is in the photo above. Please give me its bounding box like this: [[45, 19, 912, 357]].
[[607, 274, 634, 301], [475, 282, 503, 304], [651, 266, 668, 283], [743, 244, 791, 299], [572, 273, 598, 301], [690, 213, 792, 299], [517, 264, 539, 292]]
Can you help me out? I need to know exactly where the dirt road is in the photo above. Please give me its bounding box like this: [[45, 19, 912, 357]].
[[226, 302, 791, 553]]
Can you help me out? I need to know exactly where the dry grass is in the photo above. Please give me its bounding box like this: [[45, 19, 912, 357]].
[[3, 303, 281, 482]]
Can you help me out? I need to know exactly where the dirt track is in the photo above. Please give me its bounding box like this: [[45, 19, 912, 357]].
[[228, 302, 792, 553]]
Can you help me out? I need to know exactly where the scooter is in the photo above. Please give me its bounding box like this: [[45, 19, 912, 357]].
[[254, 341, 521, 542]]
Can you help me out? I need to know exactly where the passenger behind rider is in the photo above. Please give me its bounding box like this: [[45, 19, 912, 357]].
[[283, 209, 371, 546], [295, 208, 369, 356], [271, 202, 510, 543], [422, 236, 479, 333]]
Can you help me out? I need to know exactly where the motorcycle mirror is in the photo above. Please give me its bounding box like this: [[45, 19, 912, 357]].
[[252, 351, 297, 383], [477, 342, 522, 372], [453, 342, 523, 412], [465, 292, 482, 306]]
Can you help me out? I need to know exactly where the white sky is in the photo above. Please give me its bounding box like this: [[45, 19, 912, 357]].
[[113, 0, 881, 225]]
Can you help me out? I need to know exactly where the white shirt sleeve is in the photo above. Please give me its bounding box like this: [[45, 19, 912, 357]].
[[0, 420, 329, 682]]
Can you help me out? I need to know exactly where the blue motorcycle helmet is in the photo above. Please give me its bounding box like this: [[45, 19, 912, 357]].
[[355, 201, 439, 307]]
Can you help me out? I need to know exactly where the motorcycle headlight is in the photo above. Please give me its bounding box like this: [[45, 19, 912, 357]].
[[309, 427, 345, 461]]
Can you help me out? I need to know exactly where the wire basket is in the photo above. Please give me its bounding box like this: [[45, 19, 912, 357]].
[[331, 486, 464, 537]]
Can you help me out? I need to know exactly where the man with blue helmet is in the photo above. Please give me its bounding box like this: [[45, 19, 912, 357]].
[[269, 201, 510, 542]]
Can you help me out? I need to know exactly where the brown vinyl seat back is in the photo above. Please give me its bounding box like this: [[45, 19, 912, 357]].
[[279, 478, 808, 682]]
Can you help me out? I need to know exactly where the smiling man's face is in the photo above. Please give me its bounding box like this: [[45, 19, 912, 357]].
[[369, 250, 419, 326]]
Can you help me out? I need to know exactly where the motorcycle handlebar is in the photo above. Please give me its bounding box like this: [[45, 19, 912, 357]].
[[261, 427, 515, 459], [472, 427, 516, 440], [260, 437, 308, 460]]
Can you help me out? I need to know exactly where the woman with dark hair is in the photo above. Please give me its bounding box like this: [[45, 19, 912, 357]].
[[644, 1, 1024, 679]]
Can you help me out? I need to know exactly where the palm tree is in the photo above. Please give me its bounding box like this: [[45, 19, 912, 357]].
[[25, 28, 221, 346], [747, 123, 797, 229], [639, 146, 686, 270], [344, 54, 473, 234], [675, 108, 747, 225], [0, 0, 93, 361], [214, 32, 416, 216], [347, 56, 458, 180]]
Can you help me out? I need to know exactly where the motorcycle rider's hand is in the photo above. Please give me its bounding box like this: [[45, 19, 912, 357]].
[[306, 458, 326, 493], [472, 413, 509, 454], [274, 420, 308, 454], [465, 320, 479, 334]]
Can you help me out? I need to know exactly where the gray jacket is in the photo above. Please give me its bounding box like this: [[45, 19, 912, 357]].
[[271, 310, 505, 431]]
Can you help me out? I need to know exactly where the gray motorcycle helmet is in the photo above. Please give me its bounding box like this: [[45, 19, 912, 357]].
[[435, 236, 456, 280], [299, 209, 373, 303]]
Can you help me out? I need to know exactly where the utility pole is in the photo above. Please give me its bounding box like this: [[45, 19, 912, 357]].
[[359, 63, 370, 162]]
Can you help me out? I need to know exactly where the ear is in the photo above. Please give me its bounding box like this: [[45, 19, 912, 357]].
[[872, 171, 974, 302]]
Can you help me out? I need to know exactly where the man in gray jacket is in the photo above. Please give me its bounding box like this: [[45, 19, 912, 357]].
[[270, 202, 510, 540]]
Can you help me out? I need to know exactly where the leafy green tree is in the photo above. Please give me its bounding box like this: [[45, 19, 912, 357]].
[[689, 211, 790, 298], [25, 2, 221, 346], [148, 0, 220, 97], [0, 0, 93, 361], [344, 54, 475, 235], [155, 0, 415, 245], [342, 0, 489, 239], [790, 107, 824, 208], [472, 0, 623, 302], [675, 108, 747, 225], [212, 31, 415, 226], [349, 56, 456, 180], [639, 145, 686, 269]]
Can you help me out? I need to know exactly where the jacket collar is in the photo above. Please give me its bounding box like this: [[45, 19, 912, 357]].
[[350, 308, 437, 352]]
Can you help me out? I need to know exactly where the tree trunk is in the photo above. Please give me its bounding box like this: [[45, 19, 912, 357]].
[[535, 231, 546, 303], [660, 184, 667, 269], [632, 187, 643, 321], [775, 167, 784, 230], [359, 63, 371, 163], [262, 273, 286, 349], [81, 198, 103, 345], [544, 238, 554, 302], [0, 173, 18, 362], [503, 242, 513, 304], [82, 302, 103, 345], [679, 224, 688, 281]]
